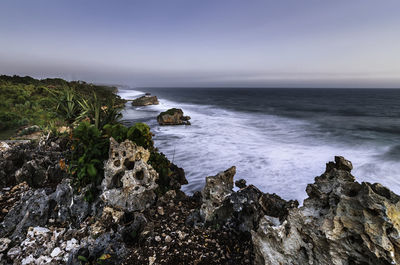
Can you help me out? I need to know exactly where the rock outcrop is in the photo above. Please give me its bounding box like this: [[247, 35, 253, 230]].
[[131, 95, 159, 106], [200, 166, 298, 232], [3, 131, 400, 265], [0, 137, 68, 189], [100, 138, 158, 212], [200, 166, 236, 222], [199, 157, 400, 265], [252, 156, 400, 265], [157, 108, 191, 126]]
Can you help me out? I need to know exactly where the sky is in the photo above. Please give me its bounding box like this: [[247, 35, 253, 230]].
[[0, 0, 399, 88]]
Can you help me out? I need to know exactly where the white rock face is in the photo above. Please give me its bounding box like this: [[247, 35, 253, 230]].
[[100, 138, 158, 212], [252, 156, 400, 265]]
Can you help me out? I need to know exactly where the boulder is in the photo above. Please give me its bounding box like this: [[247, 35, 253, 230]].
[[252, 156, 400, 265], [157, 108, 191, 126], [131, 95, 159, 106], [100, 138, 158, 212]]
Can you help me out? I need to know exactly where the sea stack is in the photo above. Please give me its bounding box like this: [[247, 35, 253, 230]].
[[131, 94, 159, 106], [157, 108, 191, 125]]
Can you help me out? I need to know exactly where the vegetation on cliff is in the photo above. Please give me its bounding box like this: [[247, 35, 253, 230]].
[[0, 75, 124, 135], [0, 74, 185, 203]]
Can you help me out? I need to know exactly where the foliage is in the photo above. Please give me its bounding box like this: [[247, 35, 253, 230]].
[[78, 93, 123, 129], [99, 99, 123, 127], [103, 122, 153, 149], [0, 74, 124, 135], [0, 75, 183, 202], [126, 123, 153, 149], [47, 88, 81, 124], [69, 122, 109, 201], [78, 92, 101, 129], [148, 151, 174, 194], [102, 123, 129, 142]]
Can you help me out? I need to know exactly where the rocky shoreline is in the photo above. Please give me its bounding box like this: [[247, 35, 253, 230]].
[[1, 132, 400, 265]]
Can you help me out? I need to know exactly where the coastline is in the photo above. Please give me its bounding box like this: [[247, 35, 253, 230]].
[[119, 88, 400, 202], [1, 87, 400, 264]]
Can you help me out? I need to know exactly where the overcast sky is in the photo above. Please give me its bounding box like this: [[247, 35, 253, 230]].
[[0, 0, 399, 88]]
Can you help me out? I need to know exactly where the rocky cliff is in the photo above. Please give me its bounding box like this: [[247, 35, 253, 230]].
[[199, 156, 400, 265], [252, 156, 400, 265]]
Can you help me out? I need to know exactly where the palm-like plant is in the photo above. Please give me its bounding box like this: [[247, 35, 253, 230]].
[[47, 88, 80, 124], [77, 92, 101, 129], [100, 99, 123, 127], [77, 92, 122, 129]]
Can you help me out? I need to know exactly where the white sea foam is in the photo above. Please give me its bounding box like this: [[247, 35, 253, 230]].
[[119, 89, 400, 203]]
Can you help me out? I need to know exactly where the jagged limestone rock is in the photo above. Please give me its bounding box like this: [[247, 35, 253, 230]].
[[199, 166, 298, 232], [100, 138, 158, 212], [0, 137, 68, 189], [252, 156, 400, 265], [200, 166, 235, 222]]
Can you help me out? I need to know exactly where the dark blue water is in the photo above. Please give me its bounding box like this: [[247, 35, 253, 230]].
[[120, 87, 400, 202]]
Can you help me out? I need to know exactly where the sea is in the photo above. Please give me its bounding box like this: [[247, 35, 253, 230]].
[[118, 87, 400, 203]]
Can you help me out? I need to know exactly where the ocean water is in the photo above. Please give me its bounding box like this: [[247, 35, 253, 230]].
[[119, 87, 400, 203]]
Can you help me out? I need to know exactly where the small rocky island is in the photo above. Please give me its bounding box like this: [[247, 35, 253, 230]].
[[131, 95, 159, 106], [157, 108, 191, 126]]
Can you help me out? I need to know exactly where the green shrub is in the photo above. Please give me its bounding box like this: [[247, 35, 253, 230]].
[[127, 123, 153, 149], [99, 99, 123, 127], [103, 123, 129, 142], [103, 122, 153, 149], [148, 151, 173, 194], [0, 112, 20, 130], [0, 75, 124, 136], [69, 121, 109, 201]]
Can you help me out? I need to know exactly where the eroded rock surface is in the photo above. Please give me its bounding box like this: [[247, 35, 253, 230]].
[[157, 108, 191, 126], [100, 138, 158, 212], [252, 156, 400, 265], [200, 166, 298, 233], [0, 137, 68, 189], [200, 166, 236, 222]]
